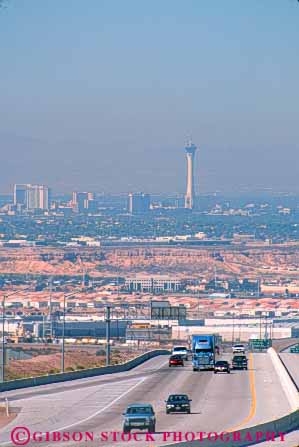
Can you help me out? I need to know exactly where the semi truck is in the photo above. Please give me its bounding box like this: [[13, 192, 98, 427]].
[[191, 334, 217, 371]]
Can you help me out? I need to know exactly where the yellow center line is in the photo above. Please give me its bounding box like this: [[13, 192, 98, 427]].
[[159, 353, 257, 447], [225, 352, 256, 433]]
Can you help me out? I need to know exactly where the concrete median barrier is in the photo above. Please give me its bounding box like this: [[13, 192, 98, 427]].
[[268, 347, 299, 410], [0, 349, 170, 393]]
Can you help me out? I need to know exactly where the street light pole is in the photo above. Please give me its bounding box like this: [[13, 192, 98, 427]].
[[106, 306, 111, 366], [1, 287, 31, 383], [232, 312, 235, 345], [60, 288, 84, 374], [1, 295, 6, 383], [265, 313, 268, 340], [48, 277, 53, 339], [61, 293, 66, 373]]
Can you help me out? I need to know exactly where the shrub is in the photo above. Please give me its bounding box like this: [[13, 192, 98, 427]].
[[48, 368, 60, 374], [76, 365, 85, 370]]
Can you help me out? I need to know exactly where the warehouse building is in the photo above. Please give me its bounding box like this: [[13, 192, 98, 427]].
[[125, 276, 182, 293]]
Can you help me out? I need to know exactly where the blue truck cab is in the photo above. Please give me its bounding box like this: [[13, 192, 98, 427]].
[[192, 334, 216, 371]]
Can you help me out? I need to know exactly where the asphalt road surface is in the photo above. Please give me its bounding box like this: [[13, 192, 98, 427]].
[[0, 353, 293, 447]]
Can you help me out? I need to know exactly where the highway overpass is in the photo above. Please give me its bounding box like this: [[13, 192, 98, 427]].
[[0, 350, 298, 447]]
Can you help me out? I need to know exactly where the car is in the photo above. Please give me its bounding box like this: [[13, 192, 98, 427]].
[[232, 344, 245, 353], [214, 360, 230, 374], [169, 355, 184, 367], [165, 394, 192, 414], [232, 354, 248, 370], [122, 404, 156, 433], [172, 346, 188, 360]]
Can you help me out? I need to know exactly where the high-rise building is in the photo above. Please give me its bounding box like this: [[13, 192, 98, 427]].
[[184, 139, 197, 209], [13, 184, 50, 210], [72, 192, 88, 213], [14, 184, 28, 206], [128, 193, 150, 214], [72, 191, 96, 213], [27, 185, 50, 210]]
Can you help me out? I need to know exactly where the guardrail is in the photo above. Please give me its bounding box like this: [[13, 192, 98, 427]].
[[0, 349, 170, 393]]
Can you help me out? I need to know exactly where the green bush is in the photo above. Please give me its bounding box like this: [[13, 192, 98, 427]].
[[48, 368, 60, 374], [76, 365, 85, 370]]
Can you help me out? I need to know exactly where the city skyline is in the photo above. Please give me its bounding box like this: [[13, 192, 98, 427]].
[[0, 1, 299, 194], [1, 1, 299, 440]]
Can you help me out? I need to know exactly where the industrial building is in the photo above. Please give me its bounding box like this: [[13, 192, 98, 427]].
[[125, 276, 182, 293], [172, 324, 291, 342], [126, 323, 171, 342], [34, 320, 128, 338]]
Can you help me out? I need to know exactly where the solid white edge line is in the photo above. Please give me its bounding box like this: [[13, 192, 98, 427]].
[[3, 355, 168, 402], [1, 357, 170, 446], [0, 377, 147, 446], [51, 376, 148, 432]]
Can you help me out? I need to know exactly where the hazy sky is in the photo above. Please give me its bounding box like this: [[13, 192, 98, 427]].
[[0, 0, 299, 194]]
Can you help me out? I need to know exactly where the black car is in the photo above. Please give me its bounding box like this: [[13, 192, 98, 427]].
[[232, 354, 248, 370], [214, 360, 230, 374], [165, 394, 191, 414]]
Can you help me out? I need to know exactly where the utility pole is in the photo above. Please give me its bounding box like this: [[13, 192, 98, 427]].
[[264, 313, 268, 340], [269, 322, 272, 342], [232, 312, 235, 345], [149, 299, 152, 321], [116, 311, 119, 341], [214, 266, 217, 290], [61, 287, 83, 373], [1, 286, 31, 383], [1, 295, 5, 383], [48, 277, 53, 338], [239, 319, 241, 342], [106, 306, 111, 366], [61, 293, 66, 373]]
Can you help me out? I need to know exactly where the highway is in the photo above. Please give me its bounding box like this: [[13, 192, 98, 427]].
[[0, 353, 293, 447]]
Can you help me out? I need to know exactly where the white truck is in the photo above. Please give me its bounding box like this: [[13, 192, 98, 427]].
[[172, 346, 189, 360], [232, 344, 245, 353]]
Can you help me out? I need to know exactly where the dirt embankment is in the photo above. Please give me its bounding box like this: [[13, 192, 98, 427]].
[[5, 346, 147, 381], [0, 407, 18, 429], [1, 246, 299, 279]]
